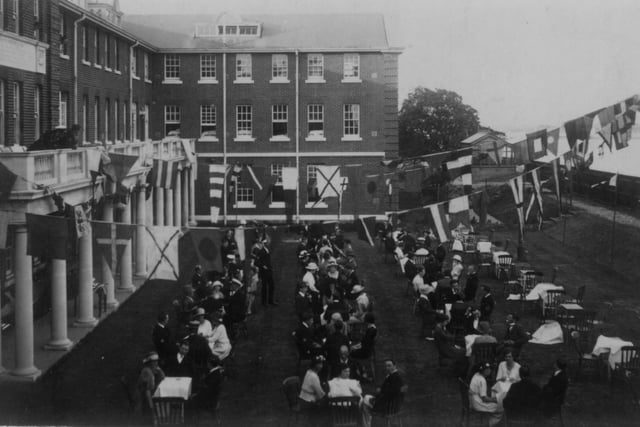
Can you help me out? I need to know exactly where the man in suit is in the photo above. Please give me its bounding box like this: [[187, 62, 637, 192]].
[[294, 313, 323, 359], [479, 285, 495, 322], [252, 238, 277, 306], [294, 283, 313, 321], [463, 265, 479, 302], [165, 340, 194, 378], [152, 312, 174, 365], [502, 313, 529, 358], [192, 355, 224, 418], [351, 313, 377, 360], [541, 358, 569, 419], [503, 366, 542, 422], [362, 359, 405, 427], [324, 320, 350, 367]]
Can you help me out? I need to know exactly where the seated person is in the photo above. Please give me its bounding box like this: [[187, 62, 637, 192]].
[[328, 364, 362, 399], [295, 313, 323, 359], [299, 356, 327, 411], [192, 355, 224, 414], [502, 313, 529, 359], [469, 362, 503, 426], [164, 340, 194, 378], [479, 285, 495, 322], [433, 313, 468, 377], [350, 313, 377, 360], [503, 366, 541, 422], [496, 350, 521, 383], [465, 309, 482, 335], [331, 345, 362, 380], [362, 359, 405, 427], [209, 315, 232, 361]]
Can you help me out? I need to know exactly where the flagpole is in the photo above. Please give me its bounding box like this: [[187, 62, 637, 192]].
[[610, 173, 618, 267]]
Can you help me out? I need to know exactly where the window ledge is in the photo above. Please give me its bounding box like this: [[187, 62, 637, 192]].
[[198, 136, 219, 142], [198, 79, 219, 84], [162, 79, 183, 85], [132, 74, 140, 80], [59, 53, 70, 60], [233, 79, 254, 84], [305, 78, 326, 84], [144, 78, 152, 84], [269, 136, 290, 142], [233, 203, 256, 209], [82, 59, 91, 66], [234, 136, 255, 142], [269, 78, 290, 84], [305, 136, 326, 142], [341, 136, 362, 142], [104, 66, 113, 72], [114, 70, 122, 75], [269, 202, 286, 209], [305, 202, 328, 208], [341, 77, 362, 83], [93, 63, 102, 69]]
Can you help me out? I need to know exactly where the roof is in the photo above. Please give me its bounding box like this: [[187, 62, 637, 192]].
[[121, 14, 391, 51], [461, 130, 508, 145]]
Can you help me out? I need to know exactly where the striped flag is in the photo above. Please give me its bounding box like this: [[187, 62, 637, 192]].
[[356, 216, 376, 247], [426, 203, 451, 243], [448, 195, 470, 229], [525, 168, 543, 222], [150, 159, 179, 189], [209, 163, 226, 223], [445, 148, 473, 194], [509, 175, 525, 239]]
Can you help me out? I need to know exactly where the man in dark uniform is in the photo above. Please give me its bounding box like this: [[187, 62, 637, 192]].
[[251, 238, 277, 306], [362, 359, 405, 427]]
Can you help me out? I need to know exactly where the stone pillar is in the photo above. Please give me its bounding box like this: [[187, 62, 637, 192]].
[[74, 227, 97, 327], [45, 259, 73, 350], [135, 186, 147, 277], [188, 167, 196, 226], [118, 197, 135, 292], [154, 186, 164, 226], [102, 194, 118, 309], [174, 170, 182, 227], [11, 226, 41, 378], [181, 169, 189, 227], [165, 188, 174, 227]]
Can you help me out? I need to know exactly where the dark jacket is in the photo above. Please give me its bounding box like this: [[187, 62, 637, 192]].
[[294, 292, 313, 321], [351, 325, 377, 359], [479, 293, 495, 321], [463, 273, 479, 302], [195, 366, 224, 412], [373, 371, 405, 414], [542, 370, 569, 417], [164, 350, 194, 378], [152, 324, 174, 363], [504, 323, 529, 351], [324, 331, 350, 365], [295, 322, 320, 358], [504, 378, 542, 419]]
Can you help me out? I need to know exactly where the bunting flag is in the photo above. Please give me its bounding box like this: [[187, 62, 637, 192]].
[[448, 195, 470, 229], [282, 167, 297, 191], [188, 227, 224, 273], [356, 216, 376, 247], [316, 166, 342, 199], [0, 161, 18, 203], [564, 115, 593, 150], [444, 148, 473, 193], [513, 139, 530, 164], [598, 123, 613, 151], [546, 128, 560, 156], [145, 225, 181, 280], [242, 165, 264, 191], [551, 158, 562, 205], [598, 105, 616, 127], [92, 220, 136, 271], [609, 173, 618, 187], [109, 153, 139, 183], [526, 129, 547, 160], [426, 203, 451, 243], [209, 163, 226, 223], [26, 213, 74, 259], [509, 175, 525, 239], [150, 158, 179, 189], [74, 204, 90, 239], [180, 139, 196, 164], [525, 168, 544, 222]]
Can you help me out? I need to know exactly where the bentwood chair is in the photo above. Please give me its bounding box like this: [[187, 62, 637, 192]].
[[152, 397, 185, 425], [569, 330, 608, 381], [541, 290, 566, 321], [328, 396, 360, 427]]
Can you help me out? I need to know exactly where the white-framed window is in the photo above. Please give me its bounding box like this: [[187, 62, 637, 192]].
[[235, 105, 252, 139], [343, 104, 360, 139], [501, 145, 514, 164], [235, 54, 252, 82], [143, 52, 149, 81], [13, 83, 20, 144], [105, 34, 112, 69], [131, 102, 138, 140], [271, 104, 288, 139], [131, 47, 137, 77], [13, 0, 20, 34], [343, 53, 360, 81], [235, 174, 255, 207], [114, 100, 119, 142], [94, 29, 100, 65], [164, 54, 181, 81], [307, 164, 321, 203], [200, 54, 216, 81], [105, 98, 111, 141], [59, 14, 68, 56], [33, 0, 40, 38], [114, 39, 120, 71], [307, 54, 324, 81], [0, 80, 4, 146], [307, 104, 324, 139], [58, 91, 68, 129], [82, 26, 89, 62], [94, 96, 100, 142], [122, 101, 128, 141], [271, 54, 288, 81], [271, 164, 284, 204], [164, 105, 180, 136], [82, 95, 88, 143], [200, 104, 216, 137], [34, 85, 41, 139]]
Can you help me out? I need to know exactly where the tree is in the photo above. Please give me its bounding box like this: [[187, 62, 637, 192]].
[[399, 87, 480, 157]]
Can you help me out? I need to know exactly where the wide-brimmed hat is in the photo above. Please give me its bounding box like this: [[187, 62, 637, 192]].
[[143, 351, 159, 363], [212, 281, 224, 288], [351, 285, 365, 294], [194, 307, 206, 317], [306, 262, 319, 271], [452, 254, 463, 263]]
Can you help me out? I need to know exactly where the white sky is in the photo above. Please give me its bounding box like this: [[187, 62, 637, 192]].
[[118, 0, 640, 134]]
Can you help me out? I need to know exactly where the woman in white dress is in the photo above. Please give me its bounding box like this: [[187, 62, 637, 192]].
[[469, 363, 503, 426], [496, 350, 521, 383], [209, 315, 232, 361]]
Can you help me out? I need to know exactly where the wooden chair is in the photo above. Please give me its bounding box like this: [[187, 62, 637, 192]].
[[152, 397, 185, 425], [282, 376, 301, 427], [615, 346, 640, 374], [541, 290, 565, 320], [118, 375, 137, 417], [496, 254, 513, 280], [375, 384, 408, 427], [471, 342, 498, 369], [328, 396, 360, 427], [564, 285, 586, 306], [569, 331, 607, 381]]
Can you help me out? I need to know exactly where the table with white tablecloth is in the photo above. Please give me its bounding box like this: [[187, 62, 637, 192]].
[[507, 283, 563, 301], [592, 335, 634, 369], [153, 377, 192, 400], [529, 321, 564, 345]]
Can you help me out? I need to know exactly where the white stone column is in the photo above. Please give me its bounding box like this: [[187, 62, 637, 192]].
[[74, 227, 97, 327], [118, 197, 135, 292], [45, 259, 73, 350], [102, 195, 118, 309], [188, 167, 196, 226], [174, 170, 182, 227], [165, 188, 174, 226], [135, 186, 147, 277], [11, 226, 41, 378], [181, 169, 189, 227], [154, 186, 164, 226]]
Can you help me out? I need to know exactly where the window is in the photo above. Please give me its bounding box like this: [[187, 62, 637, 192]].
[[131, 48, 137, 77], [33, 0, 39, 19], [224, 26, 237, 35], [0, 2, 4, 32], [271, 164, 284, 203], [114, 101, 119, 141], [132, 102, 138, 140], [501, 145, 514, 164], [13, 83, 20, 144], [307, 104, 324, 139], [105, 98, 111, 141], [82, 95, 88, 143], [271, 54, 288, 81], [236, 105, 252, 139], [59, 14, 68, 56], [105, 34, 112, 69], [200, 54, 216, 81], [343, 104, 360, 138], [307, 54, 324, 81], [307, 165, 321, 203], [272, 105, 288, 139], [13, 0, 20, 35], [114, 39, 120, 71], [94, 97, 100, 142], [164, 54, 180, 81], [94, 29, 101, 65], [143, 52, 149, 80], [164, 105, 181, 136], [58, 92, 68, 129], [343, 53, 360, 80], [235, 54, 252, 81], [0, 81, 5, 146], [235, 175, 255, 206], [82, 26, 89, 61], [200, 105, 216, 137], [122, 101, 128, 140], [34, 86, 41, 139], [33, 0, 40, 39], [239, 25, 258, 35]]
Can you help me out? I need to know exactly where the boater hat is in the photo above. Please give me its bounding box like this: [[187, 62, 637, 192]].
[[306, 262, 319, 271], [143, 351, 159, 363]]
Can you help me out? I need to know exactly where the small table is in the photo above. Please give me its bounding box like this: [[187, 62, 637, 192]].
[[592, 336, 634, 369], [558, 303, 584, 329], [154, 377, 193, 400]]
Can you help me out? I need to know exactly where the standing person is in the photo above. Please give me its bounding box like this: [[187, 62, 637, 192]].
[[417, 287, 437, 341], [479, 285, 495, 322], [468, 363, 503, 426], [221, 228, 239, 266], [192, 355, 224, 418], [192, 265, 206, 291], [451, 254, 464, 282], [152, 312, 174, 365], [503, 366, 542, 422], [541, 358, 569, 419], [362, 359, 405, 427], [136, 352, 165, 418], [245, 265, 260, 315], [463, 265, 479, 302], [252, 238, 277, 306]]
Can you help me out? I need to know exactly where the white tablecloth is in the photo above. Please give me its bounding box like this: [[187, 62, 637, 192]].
[[507, 283, 563, 301], [477, 241, 492, 253], [529, 321, 564, 345], [465, 334, 480, 357], [592, 335, 634, 369], [491, 380, 514, 405], [154, 377, 192, 400]]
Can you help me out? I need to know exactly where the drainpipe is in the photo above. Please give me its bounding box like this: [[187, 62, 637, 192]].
[[222, 52, 227, 225], [129, 41, 140, 142], [295, 49, 300, 223], [73, 14, 87, 125]]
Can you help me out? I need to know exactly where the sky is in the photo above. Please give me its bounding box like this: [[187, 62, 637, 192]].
[[117, 0, 640, 134]]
